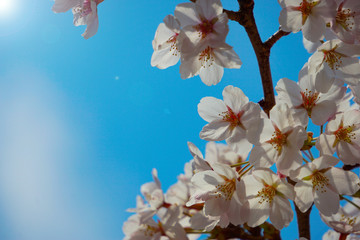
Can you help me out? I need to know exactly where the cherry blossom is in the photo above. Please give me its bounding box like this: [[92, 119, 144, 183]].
[[316, 109, 360, 165], [330, 0, 360, 44], [174, 0, 229, 53], [308, 39, 360, 92], [238, 168, 295, 230], [187, 163, 249, 227], [290, 155, 360, 216], [247, 103, 307, 175], [52, 0, 102, 39], [151, 15, 181, 69], [198, 85, 260, 151], [320, 199, 360, 235], [278, 0, 337, 42], [276, 64, 346, 126], [123, 206, 189, 240], [179, 43, 242, 86]]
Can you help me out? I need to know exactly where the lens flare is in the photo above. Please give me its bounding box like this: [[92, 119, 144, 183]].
[[0, 0, 15, 19]]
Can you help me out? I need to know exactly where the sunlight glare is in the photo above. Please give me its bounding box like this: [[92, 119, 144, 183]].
[[0, 0, 16, 19]]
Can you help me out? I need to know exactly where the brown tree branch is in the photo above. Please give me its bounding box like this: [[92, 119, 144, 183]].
[[288, 178, 311, 239], [264, 29, 291, 49]]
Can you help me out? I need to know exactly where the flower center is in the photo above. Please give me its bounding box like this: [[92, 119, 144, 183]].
[[166, 33, 179, 56], [336, 3, 355, 31], [332, 121, 356, 147], [321, 45, 346, 70], [293, 0, 319, 25], [300, 89, 320, 117], [215, 177, 236, 201], [142, 224, 158, 237], [195, 18, 216, 39], [73, 0, 92, 17], [311, 171, 329, 192], [219, 106, 245, 129], [340, 214, 357, 227], [266, 126, 291, 155], [257, 184, 276, 204], [199, 46, 215, 68]]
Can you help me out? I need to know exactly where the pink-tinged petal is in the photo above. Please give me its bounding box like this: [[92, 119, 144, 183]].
[[187, 141, 204, 159], [178, 26, 203, 54], [294, 180, 314, 213], [180, 55, 201, 79], [269, 103, 295, 130], [200, 120, 231, 141], [82, 11, 99, 39], [163, 15, 181, 33], [52, 0, 81, 13], [226, 129, 253, 154], [228, 196, 249, 225], [344, 109, 360, 125], [249, 144, 276, 169], [213, 47, 242, 69], [336, 42, 360, 57], [240, 102, 261, 128], [276, 147, 302, 176], [247, 197, 270, 227], [239, 175, 264, 198], [275, 78, 302, 107], [325, 168, 360, 195], [174, 2, 200, 27], [279, 7, 303, 32], [335, 57, 360, 84], [314, 187, 339, 216], [303, 14, 326, 42], [314, 65, 335, 94], [316, 133, 336, 156], [152, 23, 176, 49], [211, 13, 229, 38], [191, 170, 223, 191], [196, 0, 223, 20], [204, 197, 228, 216], [303, 36, 322, 53], [252, 169, 276, 185], [199, 63, 224, 86], [192, 155, 212, 172], [198, 97, 227, 122], [278, 0, 302, 8], [222, 85, 248, 113], [312, 155, 339, 170], [247, 118, 274, 144], [270, 196, 293, 229], [311, 100, 337, 125], [290, 163, 313, 181], [212, 163, 237, 179], [336, 141, 360, 165], [312, 0, 337, 18], [277, 182, 295, 200], [151, 47, 180, 69]]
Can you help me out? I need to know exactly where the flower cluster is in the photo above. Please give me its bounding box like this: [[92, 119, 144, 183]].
[[151, 0, 242, 86], [49, 0, 360, 238], [122, 0, 360, 239]]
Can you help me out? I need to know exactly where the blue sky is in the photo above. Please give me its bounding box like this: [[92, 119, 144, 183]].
[[0, 0, 347, 239]]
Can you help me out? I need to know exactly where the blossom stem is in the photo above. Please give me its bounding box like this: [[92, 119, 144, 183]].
[[230, 161, 249, 168], [239, 165, 253, 178], [339, 233, 349, 240], [185, 228, 211, 234], [303, 158, 309, 163], [340, 195, 360, 210], [307, 150, 314, 160], [320, 125, 324, 134], [302, 151, 312, 161]]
